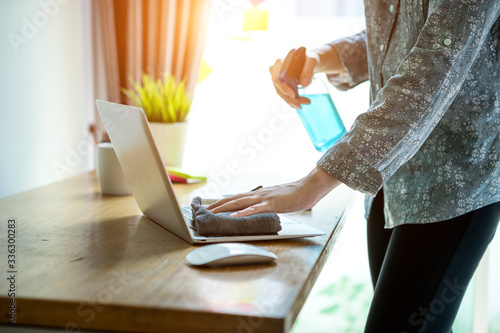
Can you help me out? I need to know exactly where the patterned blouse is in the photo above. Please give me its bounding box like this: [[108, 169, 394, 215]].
[[317, 0, 500, 228]]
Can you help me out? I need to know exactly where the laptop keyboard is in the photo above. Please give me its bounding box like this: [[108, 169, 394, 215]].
[[181, 206, 197, 231], [181, 206, 192, 218]]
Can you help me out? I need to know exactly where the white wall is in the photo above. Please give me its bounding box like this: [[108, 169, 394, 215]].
[[0, 0, 93, 198]]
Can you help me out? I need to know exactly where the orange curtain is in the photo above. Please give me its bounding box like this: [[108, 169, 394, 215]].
[[91, 0, 212, 141]]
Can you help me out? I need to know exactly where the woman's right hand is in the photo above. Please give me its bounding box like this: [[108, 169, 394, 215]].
[[269, 45, 346, 109], [269, 48, 320, 109]]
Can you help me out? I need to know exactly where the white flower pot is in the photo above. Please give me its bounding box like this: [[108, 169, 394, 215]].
[[149, 122, 188, 167]]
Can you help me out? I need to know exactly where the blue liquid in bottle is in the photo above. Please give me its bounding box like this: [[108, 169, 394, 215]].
[[296, 90, 346, 152]]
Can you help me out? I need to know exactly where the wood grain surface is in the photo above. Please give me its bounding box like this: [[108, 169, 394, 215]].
[[0, 171, 354, 333]]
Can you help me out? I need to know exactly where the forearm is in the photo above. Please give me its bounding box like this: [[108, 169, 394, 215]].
[[309, 45, 347, 75], [299, 166, 343, 207], [323, 30, 369, 90]]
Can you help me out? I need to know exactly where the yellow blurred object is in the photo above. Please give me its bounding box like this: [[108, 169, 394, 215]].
[[197, 58, 213, 83], [243, 6, 268, 31]]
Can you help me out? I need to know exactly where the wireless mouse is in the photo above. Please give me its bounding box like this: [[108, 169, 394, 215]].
[[186, 243, 278, 267]]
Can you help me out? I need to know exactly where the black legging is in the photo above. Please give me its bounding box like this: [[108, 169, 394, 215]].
[[365, 189, 499, 333]]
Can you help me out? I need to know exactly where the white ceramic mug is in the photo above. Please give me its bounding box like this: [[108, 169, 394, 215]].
[[96, 142, 131, 195]]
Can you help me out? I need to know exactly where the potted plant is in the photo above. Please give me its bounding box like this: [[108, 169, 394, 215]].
[[122, 73, 192, 167]]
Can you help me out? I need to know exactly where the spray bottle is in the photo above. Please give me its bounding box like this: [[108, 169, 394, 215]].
[[278, 47, 346, 152]]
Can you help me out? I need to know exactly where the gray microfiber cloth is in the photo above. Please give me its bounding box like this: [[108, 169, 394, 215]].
[[191, 196, 282, 236]]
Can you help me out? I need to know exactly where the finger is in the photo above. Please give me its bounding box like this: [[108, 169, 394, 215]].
[[269, 59, 283, 81], [299, 96, 311, 105], [230, 202, 272, 218], [210, 196, 261, 214], [269, 59, 281, 75], [207, 192, 251, 210], [300, 55, 319, 87], [280, 48, 297, 72], [272, 82, 301, 108], [277, 81, 296, 99], [270, 59, 296, 98]]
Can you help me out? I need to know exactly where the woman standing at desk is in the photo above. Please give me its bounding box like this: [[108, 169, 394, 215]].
[[210, 0, 500, 331]]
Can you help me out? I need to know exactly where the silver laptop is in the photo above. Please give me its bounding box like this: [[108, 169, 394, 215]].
[[95, 100, 325, 244]]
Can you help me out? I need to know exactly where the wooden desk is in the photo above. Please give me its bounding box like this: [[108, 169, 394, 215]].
[[0, 172, 354, 333]]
